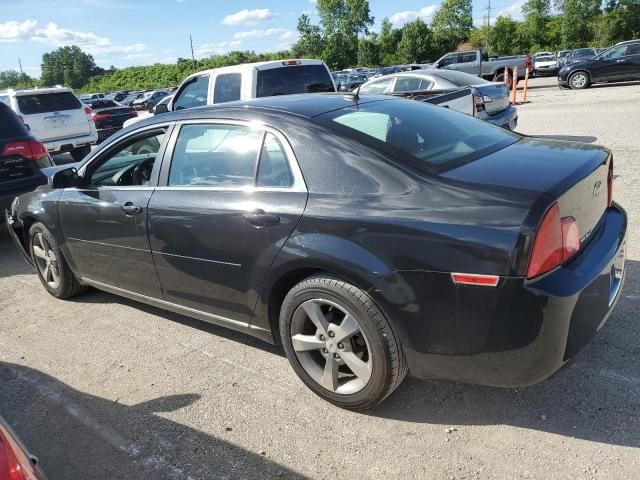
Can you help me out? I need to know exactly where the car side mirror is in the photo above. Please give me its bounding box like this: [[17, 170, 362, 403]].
[[154, 103, 169, 115], [51, 167, 79, 189]]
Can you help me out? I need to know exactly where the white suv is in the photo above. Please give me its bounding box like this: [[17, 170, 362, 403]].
[[0, 87, 98, 161]]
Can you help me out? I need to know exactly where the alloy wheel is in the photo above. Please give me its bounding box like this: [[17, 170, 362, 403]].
[[571, 73, 587, 88], [290, 299, 373, 395], [32, 233, 60, 289]]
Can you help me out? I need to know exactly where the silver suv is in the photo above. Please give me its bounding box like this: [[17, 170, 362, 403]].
[[0, 86, 98, 161]]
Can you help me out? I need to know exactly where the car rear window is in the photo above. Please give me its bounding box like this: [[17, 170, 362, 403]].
[[0, 105, 28, 139], [17, 92, 81, 115], [257, 64, 335, 97], [316, 99, 518, 173]]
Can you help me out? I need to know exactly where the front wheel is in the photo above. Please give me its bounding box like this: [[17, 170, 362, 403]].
[[29, 223, 85, 299], [569, 71, 590, 89], [280, 276, 407, 409]]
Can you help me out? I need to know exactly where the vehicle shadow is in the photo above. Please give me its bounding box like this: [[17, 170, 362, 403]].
[[0, 228, 33, 279], [590, 80, 640, 89], [0, 361, 308, 480], [533, 134, 598, 143], [366, 259, 640, 449]]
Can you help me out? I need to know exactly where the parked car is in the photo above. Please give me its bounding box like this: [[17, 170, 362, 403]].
[[0, 86, 98, 161], [85, 99, 138, 143], [122, 94, 173, 128], [6, 93, 626, 409], [359, 69, 518, 129], [373, 66, 404, 78], [558, 39, 640, 89], [0, 415, 47, 479], [566, 48, 599, 66], [113, 91, 132, 103], [0, 102, 52, 215], [131, 90, 168, 111], [432, 49, 529, 84], [556, 50, 572, 69], [335, 73, 368, 92], [157, 59, 335, 114], [532, 54, 558, 76]]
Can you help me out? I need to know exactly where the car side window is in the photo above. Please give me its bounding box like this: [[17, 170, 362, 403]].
[[600, 45, 628, 59], [213, 73, 242, 103], [440, 55, 458, 67], [173, 75, 209, 111], [168, 124, 263, 187], [257, 133, 292, 187], [459, 52, 477, 63], [626, 44, 640, 56], [393, 77, 423, 92], [87, 130, 166, 187], [419, 78, 433, 90], [360, 77, 393, 94]]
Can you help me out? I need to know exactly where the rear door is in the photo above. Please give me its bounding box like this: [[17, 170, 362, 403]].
[[16, 91, 91, 142], [623, 43, 640, 79], [148, 120, 307, 326]]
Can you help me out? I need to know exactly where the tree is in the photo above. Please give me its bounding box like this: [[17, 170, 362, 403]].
[[0, 70, 35, 89], [41, 46, 100, 88], [520, 0, 552, 51], [292, 14, 325, 58], [397, 19, 435, 64], [357, 33, 380, 66], [559, 0, 601, 48], [378, 18, 402, 65], [490, 16, 520, 55], [431, 0, 473, 54]]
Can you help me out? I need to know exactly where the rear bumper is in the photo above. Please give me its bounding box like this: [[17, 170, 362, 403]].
[[481, 105, 518, 130], [370, 203, 627, 387], [43, 132, 98, 154]]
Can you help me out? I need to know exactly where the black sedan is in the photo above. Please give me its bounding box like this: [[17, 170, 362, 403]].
[[559, 39, 640, 89], [85, 99, 138, 143], [5, 94, 627, 409], [1, 102, 52, 215]]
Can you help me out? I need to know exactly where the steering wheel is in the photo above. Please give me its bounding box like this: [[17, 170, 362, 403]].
[[132, 157, 155, 185]]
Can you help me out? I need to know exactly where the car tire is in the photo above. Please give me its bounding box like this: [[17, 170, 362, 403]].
[[280, 275, 407, 409], [29, 223, 86, 299], [494, 70, 514, 87], [569, 71, 590, 89], [70, 145, 91, 161]]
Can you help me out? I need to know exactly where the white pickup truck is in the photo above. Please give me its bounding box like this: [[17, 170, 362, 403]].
[[0, 87, 98, 161]]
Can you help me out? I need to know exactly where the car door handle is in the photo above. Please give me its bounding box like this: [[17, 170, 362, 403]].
[[244, 209, 280, 227], [121, 202, 143, 215], [616, 59, 627, 63]]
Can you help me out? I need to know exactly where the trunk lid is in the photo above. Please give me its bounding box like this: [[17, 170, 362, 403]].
[[476, 83, 510, 115], [93, 107, 134, 128], [17, 91, 92, 142], [442, 137, 611, 250]]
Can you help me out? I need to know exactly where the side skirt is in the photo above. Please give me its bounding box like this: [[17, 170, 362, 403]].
[[79, 278, 275, 344]]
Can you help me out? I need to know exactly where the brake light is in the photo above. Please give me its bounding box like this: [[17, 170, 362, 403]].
[[527, 202, 582, 279], [282, 60, 302, 66], [0, 430, 31, 480], [607, 157, 613, 208], [84, 106, 92, 115], [128, 109, 138, 117], [451, 273, 499, 286], [1, 140, 49, 161], [91, 112, 110, 122]]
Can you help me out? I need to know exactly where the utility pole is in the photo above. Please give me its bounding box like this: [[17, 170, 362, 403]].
[[485, 0, 491, 53], [189, 35, 196, 70]]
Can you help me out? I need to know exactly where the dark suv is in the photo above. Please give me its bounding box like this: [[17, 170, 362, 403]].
[[0, 102, 52, 215]]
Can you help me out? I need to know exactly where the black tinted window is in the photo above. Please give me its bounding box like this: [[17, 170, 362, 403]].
[[174, 75, 209, 110], [169, 124, 263, 187], [439, 55, 458, 66], [213, 73, 242, 103], [17, 92, 81, 114], [627, 43, 640, 55], [256, 65, 334, 97], [318, 99, 518, 172], [0, 106, 28, 138], [459, 52, 477, 63], [257, 133, 292, 187], [393, 77, 423, 92]]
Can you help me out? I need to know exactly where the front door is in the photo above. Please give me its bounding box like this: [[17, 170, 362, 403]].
[[147, 121, 307, 325], [58, 127, 170, 297], [590, 44, 632, 81]]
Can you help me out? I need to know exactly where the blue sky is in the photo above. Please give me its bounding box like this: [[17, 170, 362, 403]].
[[0, 0, 525, 77]]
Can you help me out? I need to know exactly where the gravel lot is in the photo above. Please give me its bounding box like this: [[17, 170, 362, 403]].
[[1, 77, 639, 480]]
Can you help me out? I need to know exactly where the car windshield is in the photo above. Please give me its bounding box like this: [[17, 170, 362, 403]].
[[430, 70, 490, 87], [256, 64, 335, 97], [316, 99, 518, 173]]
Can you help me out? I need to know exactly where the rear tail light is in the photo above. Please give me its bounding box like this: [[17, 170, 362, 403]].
[[1, 140, 49, 162], [0, 429, 35, 480], [282, 60, 302, 66], [91, 112, 110, 122], [129, 109, 138, 117], [527, 202, 581, 279], [607, 156, 613, 208], [451, 273, 499, 286], [471, 88, 492, 112]]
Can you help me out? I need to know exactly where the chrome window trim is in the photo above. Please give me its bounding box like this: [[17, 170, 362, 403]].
[[158, 118, 307, 194]]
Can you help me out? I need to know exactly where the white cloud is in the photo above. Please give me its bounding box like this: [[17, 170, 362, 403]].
[[389, 5, 438, 26], [222, 8, 275, 26], [234, 28, 294, 40], [195, 40, 243, 57], [0, 19, 145, 57], [496, 0, 526, 20]]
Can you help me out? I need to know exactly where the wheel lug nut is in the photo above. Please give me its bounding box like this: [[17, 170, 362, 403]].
[[323, 348, 328, 354], [338, 343, 344, 349], [334, 353, 340, 359], [328, 331, 335, 338], [319, 334, 325, 341]]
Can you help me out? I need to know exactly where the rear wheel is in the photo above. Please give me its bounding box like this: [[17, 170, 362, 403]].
[[29, 223, 85, 299], [70, 145, 91, 161], [494, 70, 514, 87], [280, 276, 407, 409], [569, 71, 590, 89]]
